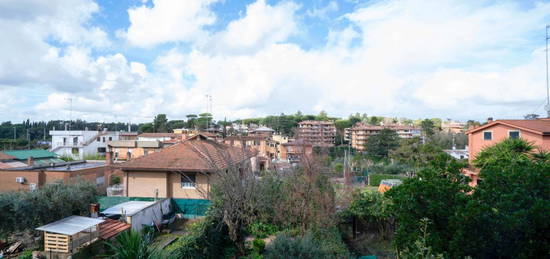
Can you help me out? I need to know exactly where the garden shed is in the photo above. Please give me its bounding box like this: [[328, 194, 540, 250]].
[[36, 216, 104, 254]]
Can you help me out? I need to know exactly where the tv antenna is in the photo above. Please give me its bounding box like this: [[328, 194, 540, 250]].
[[545, 25, 550, 118]]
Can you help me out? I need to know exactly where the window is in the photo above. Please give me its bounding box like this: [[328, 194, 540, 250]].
[[71, 148, 79, 155], [509, 130, 520, 139], [73, 137, 78, 146], [97, 147, 106, 153], [181, 174, 196, 188], [97, 137, 100, 142], [483, 131, 492, 140], [102, 137, 106, 142], [108, 137, 112, 141], [63, 137, 67, 145]]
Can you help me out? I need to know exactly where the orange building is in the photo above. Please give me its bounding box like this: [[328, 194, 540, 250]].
[[107, 140, 164, 161], [280, 139, 313, 165], [0, 161, 107, 192], [464, 118, 550, 186]]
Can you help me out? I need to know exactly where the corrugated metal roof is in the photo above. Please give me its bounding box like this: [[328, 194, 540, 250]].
[[102, 201, 156, 216], [36, 216, 104, 235], [3, 149, 58, 160]]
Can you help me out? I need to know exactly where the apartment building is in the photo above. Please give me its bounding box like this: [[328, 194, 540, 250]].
[[280, 139, 313, 165], [107, 140, 164, 161], [296, 120, 336, 147], [50, 129, 121, 159], [350, 125, 421, 151]]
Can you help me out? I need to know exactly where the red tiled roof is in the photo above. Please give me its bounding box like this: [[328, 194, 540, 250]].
[[0, 152, 16, 160], [467, 119, 550, 135], [138, 133, 180, 138], [117, 136, 255, 172], [99, 219, 131, 239]]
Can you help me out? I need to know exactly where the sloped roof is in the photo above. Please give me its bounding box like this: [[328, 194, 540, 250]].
[[467, 119, 550, 135], [36, 216, 104, 235], [138, 133, 180, 138], [117, 136, 254, 172], [99, 219, 131, 240], [0, 151, 16, 160], [3, 149, 58, 160]]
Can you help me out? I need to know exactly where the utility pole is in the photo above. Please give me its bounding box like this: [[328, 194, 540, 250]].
[[545, 25, 550, 118]]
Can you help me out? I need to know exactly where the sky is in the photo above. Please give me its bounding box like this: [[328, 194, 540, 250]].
[[0, 0, 549, 123]]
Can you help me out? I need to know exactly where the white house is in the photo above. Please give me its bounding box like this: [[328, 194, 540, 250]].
[[50, 129, 121, 159]]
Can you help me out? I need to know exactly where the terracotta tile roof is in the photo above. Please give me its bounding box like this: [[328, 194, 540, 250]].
[[138, 133, 180, 138], [467, 119, 550, 135], [0, 152, 16, 160], [99, 219, 131, 240], [117, 136, 254, 172]]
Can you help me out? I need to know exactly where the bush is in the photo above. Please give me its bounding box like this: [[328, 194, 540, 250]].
[[368, 163, 411, 175], [247, 222, 278, 239], [369, 174, 407, 186], [166, 216, 232, 258], [110, 175, 121, 185], [0, 181, 98, 238], [265, 233, 325, 259], [252, 238, 266, 253]]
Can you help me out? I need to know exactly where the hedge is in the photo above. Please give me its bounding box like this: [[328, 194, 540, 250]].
[[368, 174, 407, 186]]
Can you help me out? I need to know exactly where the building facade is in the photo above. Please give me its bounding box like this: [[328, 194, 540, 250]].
[[350, 125, 421, 151], [107, 140, 164, 161], [296, 120, 336, 147], [50, 130, 121, 159], [280, 139, 313, 165]]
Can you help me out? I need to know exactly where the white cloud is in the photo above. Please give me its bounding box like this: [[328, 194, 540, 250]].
[[206, 0, 300, 54], [124, 0, 218, 48]]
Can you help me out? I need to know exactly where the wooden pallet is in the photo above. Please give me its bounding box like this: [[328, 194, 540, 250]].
[[44, 232, 70, 253]]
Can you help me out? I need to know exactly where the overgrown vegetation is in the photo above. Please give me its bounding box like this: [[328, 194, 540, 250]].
[[0, 181, 98, 239]]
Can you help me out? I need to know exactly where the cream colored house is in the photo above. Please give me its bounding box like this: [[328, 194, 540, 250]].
[[116, 135, 255, 200]]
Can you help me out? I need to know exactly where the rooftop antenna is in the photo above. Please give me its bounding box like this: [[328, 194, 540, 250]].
[[545, 24, 550, 118]]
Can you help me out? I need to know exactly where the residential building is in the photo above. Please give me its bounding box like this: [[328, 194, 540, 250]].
[[107, 140, 164, 161], [223, 135, 278, 170], [272, 134, 289, 144], [350, 125, 421, 151], [443, 147, 469, 160], [280, 139, 313, 165], [50, 129, 121, 159], [0, 161, 107, 192], [296, 120, 336, 147], [251, 126, 275, 137], [466, 118, 550, 163], [464, 118, 550, 186], [137, 133, 181, 142], [116, 135, 256, 200], [119, 132, 138, 140], [1, 149, 64, 167], [441, 121, 466, 134]]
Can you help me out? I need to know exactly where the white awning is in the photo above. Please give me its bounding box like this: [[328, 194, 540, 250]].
[[102, 201, 155, 216], [36, 216, 104, 235]]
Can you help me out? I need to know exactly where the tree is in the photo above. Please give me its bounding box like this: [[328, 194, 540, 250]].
[[153, 114, 168, 132], [316, 111, 329, 121], [198, 113, 213, 129], [391, 137, 445, 170], [524, 113, 540, 120], [138, 123, 153, 133], [386, 154, 469, 256], [365, 128, 400, 159], [368, 116, 383, 125], [451, 138, 550, 258], [421, 119, 435, 138]]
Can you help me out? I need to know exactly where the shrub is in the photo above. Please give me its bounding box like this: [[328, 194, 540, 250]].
[[265, 233, 324, 259], [0, 181, 98, 238], [368, 173, 407, 186], [166, 216, 231, 258], [247, 222, 278, 239], [252, 238, 266, 253], [110, 175, 121, 185]]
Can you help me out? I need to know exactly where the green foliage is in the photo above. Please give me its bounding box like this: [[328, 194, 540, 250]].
[[367, 163, 411, 175], [368, 174, 407, 186], [450, 138, 550, 258], [386, 154, 469, 256], [83, 153, 105, 160], [105, 229, 160, 259], [17, 250, 33, 259], [138, 122, 153, 133], [110, 175, 121, 185], [399, 218, 444, 259], [365, 128, 400, 159], [420, 119, 436, 137], [167, 216, 231, 258], [348, 189, 394, 238], [59, 155, 75, 161], [0, 181, 98, 237], [153, 114, 168, 132], [247, 222, 278, 239], [265, 228, 349, 259], [391, 137, 448, 170], [252, 238, 266, 253]]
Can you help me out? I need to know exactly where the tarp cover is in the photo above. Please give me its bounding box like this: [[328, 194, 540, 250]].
[[36, 216, 104, 235]]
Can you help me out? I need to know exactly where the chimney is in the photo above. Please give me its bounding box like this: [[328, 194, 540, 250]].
[[106, 151, 113, 166], [27, 156, 34, 166], [487, 117, 493, 123], [90, 203, 100, 218]]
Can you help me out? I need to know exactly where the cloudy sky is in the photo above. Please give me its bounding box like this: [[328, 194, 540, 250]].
[[1, 0, 549, 123]]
